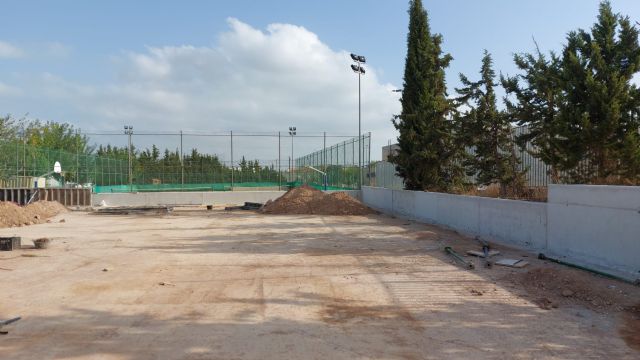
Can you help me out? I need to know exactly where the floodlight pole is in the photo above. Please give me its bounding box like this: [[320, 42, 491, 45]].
[[288, 127, 296, 183], [291, 134, 294, 180], [358, 61, 362, 189], [76, 128, 79, 185], [180, 130, 184, 190], [278, 131, 281, 190], [230, 131, 234, 190], [22, 123, 26, 180], [350, 53, 366, 189], [129, 129, 132, 191], [124, 125, 133, 192]]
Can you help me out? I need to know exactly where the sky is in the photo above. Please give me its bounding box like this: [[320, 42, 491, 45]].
[[1, 0, 640, 162]]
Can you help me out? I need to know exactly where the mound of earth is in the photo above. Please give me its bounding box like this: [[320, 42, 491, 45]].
[[0, 201, 67, 228], [261, 185, 375, 216]]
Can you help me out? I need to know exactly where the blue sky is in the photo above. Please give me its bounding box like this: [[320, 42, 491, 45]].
[[1, 0, 640, 160]]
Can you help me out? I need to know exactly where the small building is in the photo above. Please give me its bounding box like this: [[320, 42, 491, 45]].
[[382, 144, 400, 162]]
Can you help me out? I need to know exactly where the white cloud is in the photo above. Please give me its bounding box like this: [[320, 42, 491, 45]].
[[0, 41, 24, 58], [5, 18, 401, 160], [45, 42, 72, 58], [0, 82, 22, 96]]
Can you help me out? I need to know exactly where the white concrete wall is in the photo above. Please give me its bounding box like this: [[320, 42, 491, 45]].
[[363, 187, 546, 250], [546, 185, 640, 279], [476, 196, 547, 249], [362, 185, 639, 281], [93, 190, 361, 207]]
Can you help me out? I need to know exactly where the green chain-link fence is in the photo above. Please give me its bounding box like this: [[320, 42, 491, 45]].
[[0, 141, 128, 188], [293, 133, 371, 190], [1, 133, 371, 192]]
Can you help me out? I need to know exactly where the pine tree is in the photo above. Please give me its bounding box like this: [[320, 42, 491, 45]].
[[391, 0, 461, 191], [456, 51, 524, 195], [503, 1, 640, 184], [502, 46, 564, 181], [567, 1, 640, 182]]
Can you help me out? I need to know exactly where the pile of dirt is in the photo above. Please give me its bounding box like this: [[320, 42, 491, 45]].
[[261, 185, 375, 216], [0, 201, 67, 228]]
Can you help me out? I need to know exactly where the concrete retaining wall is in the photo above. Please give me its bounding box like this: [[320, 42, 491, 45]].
[[362, 185, 639, 281], [363, 187, 546, 250], [546, 185, 640, 279], [93, 190, 361, 207]]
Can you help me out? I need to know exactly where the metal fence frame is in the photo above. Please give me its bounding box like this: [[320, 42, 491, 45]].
[[1, 131, 369, 192]]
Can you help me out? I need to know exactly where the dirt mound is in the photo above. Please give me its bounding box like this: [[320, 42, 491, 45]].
[[25, 201, 68, 218], [261, 185, 375, 216], [0, 201, 67, 228]]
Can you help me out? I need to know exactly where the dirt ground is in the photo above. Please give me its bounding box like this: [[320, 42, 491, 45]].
[[0, 207, 638, 359]]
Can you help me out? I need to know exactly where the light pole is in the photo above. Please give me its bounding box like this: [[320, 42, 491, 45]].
[[289, 126, 296, 182], [124, 125, 133, 192], [350, 53, 366, 189]]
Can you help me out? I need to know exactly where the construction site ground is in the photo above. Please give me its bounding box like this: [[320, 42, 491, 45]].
[[0, 207, 638, 359]]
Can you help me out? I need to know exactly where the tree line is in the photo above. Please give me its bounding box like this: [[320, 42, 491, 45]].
[[392, 0, 640, 193], [0, 117, 278, 185]]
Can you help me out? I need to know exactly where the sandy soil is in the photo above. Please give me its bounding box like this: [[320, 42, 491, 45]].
[[261, 185, 375, 215], [0, 208, 638, 359], [0, 201, 67, 228]]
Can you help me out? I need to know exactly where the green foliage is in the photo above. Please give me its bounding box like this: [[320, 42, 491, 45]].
[[0, 114, 19, 140], [456, 51, 525, 194], [25, 120, 93, 155], [503, 1, 640, 184], [391, 0, 462, 191]]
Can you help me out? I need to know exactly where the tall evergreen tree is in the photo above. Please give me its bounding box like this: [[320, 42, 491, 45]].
[[503, 1, 640, 184], [563, 0, 640, 182], [456, 51, 524, 195], [391, 0, 461, 191]]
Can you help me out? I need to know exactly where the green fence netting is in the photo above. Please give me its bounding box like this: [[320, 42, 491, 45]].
[[1, 136, 369, 192]]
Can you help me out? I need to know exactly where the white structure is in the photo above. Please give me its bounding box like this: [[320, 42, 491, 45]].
[[382, 144, 400, 161], [362, 185, 640, 282]]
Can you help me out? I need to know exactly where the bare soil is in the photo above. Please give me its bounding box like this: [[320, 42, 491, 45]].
[[0, 209, 638, 359], [620, 303, 640, 351], [510, 267, 635, 312], [0, 201, 67, 228], [261, 186, 375, 215]]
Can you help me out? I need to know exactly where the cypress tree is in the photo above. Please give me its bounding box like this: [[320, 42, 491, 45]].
[[456, 50, 524, 195], [391, 0, 460, 191]]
